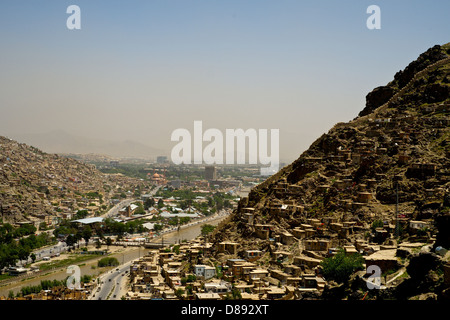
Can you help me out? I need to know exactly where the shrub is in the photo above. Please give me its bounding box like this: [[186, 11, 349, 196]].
[[321, 249, 364, 283], [97, 257, 119, 267]]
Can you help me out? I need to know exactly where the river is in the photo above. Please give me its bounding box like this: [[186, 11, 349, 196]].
[[149, 212, 228, 245]]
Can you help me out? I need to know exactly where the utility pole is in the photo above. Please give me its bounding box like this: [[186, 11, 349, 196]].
[[395, 182, 399, 239]]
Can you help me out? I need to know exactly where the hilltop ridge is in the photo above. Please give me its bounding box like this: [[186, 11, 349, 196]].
[[209, 43, 450, 300], [0, 136, 145, 224], [360, 43, 450, 117]]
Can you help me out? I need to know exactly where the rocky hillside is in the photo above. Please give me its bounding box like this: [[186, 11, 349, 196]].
[[210, 43, 450, 299], [0, 136, 143, 224], [360, 43, 450, 117], [214, 43, 449, 240]]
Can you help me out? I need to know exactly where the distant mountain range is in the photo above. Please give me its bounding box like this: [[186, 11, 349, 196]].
[[8, 130, 167, 159]]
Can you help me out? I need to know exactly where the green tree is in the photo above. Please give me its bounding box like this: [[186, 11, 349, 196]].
[[64, 234, 77, 248], [201, 224, 216, 237], [224, 199, 232, 209], [175, 288, 185, 299], [144, 197, 155, 209], [39, 222, 47, 231], [187, 274, 196, 282], [73, 209, 89, 220], [133, 202, 145, 215], [105, 237, 113, 249], [371, 219, 384, 231], [320, 249, 364, 283], [98, 257, 119, 267], [82, 226, 92, 246]]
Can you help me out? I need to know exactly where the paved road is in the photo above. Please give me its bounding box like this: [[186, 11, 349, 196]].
[[102, 199, 135, 219], [91, 262, 131, 300], [102, 186, 161, 219], [17, 241, 68, 266]]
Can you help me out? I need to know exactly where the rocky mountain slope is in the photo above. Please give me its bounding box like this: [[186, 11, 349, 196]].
[[0, 136, 143, 224], [360, 44, 450, 117], [210, 43, 450, 299]]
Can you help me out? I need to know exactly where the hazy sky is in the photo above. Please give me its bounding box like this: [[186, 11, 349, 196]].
[[0, 0, 449, 163]]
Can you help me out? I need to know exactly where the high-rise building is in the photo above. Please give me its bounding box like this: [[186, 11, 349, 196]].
[[205, 166, 217, 180], [157, 156, 168, 164]]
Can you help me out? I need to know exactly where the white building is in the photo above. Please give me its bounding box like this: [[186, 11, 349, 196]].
[[194, 264, 216, 280]]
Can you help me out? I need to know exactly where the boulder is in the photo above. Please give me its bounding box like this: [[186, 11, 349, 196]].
[[360, 86, 396, 117], [406, 252, 441, 280]]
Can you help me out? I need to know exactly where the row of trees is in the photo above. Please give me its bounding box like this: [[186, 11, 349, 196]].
[[54, 217, 149, 249], [0, 226, 53, 270], [101, 218, 147, 235], [13, 275, 92, 298], [153, 188, 234, 215], [0, 223, 37, 243], [97, 257, 119, 267]]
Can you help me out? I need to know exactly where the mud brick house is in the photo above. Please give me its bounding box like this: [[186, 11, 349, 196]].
[[217, 241, 239, 255], [407, 163, 438, 179], [357, 191, 373, 203], [300, 274, 326, 290], [293, 255, 322, 269], [366, 178, 378, 189], [364, 249, 399, 274], [231, 261, 257, 281], [273, 251, 292, 263], [284, 264, 302, 277], [249, 269, 269, 282], [269, 269, 291, 284], [241, 207, 256, 223], [408, 220, 431, 233], [254, 224, 275, 240], [266, 287, 286, 300], [244, 250, 264, 262], [333, 179, 346, 190], [443, 262, 450, 287], [292, 227, 306, 239], [344, 245, 358, 255], [303, 239, 332, 252], [280, 231, 295, 245]]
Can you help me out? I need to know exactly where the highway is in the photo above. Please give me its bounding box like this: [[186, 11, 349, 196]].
[[101, 186, 160, 219], [90, 211, 229, 300], [102, 198, 136, 218], [17, 241, 68, 266], [91, 262, 132, 300]]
